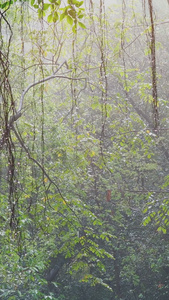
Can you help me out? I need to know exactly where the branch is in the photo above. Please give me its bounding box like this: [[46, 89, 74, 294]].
[[18, 60, 68, 112], [18, 64, 85, 112]]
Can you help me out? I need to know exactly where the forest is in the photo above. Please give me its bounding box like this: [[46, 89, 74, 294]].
[[1, 0, 169, 299]]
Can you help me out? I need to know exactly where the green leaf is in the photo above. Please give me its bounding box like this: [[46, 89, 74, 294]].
[[60, 12, 66, 21], [53, 11, 59, 22], [68, 9, 76, 19], [0, 0, 13, 9], [157, 227, 167, 234], [78, 21, 86, 29], [49, 0, 61, 3], [67, 15, 73, 26], [75, 1, 84, 7], [38, 8, 45, 18], [143, 207, 148, 214], [143, 215, 151, 226], [47, 14, 53, 23], [78, 14, 84, 19], [43, 3, 50, 10]]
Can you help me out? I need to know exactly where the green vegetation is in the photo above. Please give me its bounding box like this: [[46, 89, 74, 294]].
[[1, 0, 169, 299]]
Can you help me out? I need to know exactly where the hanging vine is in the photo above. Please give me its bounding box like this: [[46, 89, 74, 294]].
[[0, 9, 19, 229], [148, 0, 159, 131], [121, 0, 129, 123], [99, 0, 108, 152]]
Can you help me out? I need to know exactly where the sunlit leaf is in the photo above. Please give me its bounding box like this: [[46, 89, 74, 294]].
[[53, 11, 59, 22], [47, 13, 53, 23], [78, 21, 86, 28], [67, 15, 73, 25]]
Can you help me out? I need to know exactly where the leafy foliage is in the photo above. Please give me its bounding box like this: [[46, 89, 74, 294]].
[[1, 0, 169, 299]]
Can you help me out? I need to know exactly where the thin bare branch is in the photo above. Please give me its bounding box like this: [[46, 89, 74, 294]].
[[18, 71, 86, 112]]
